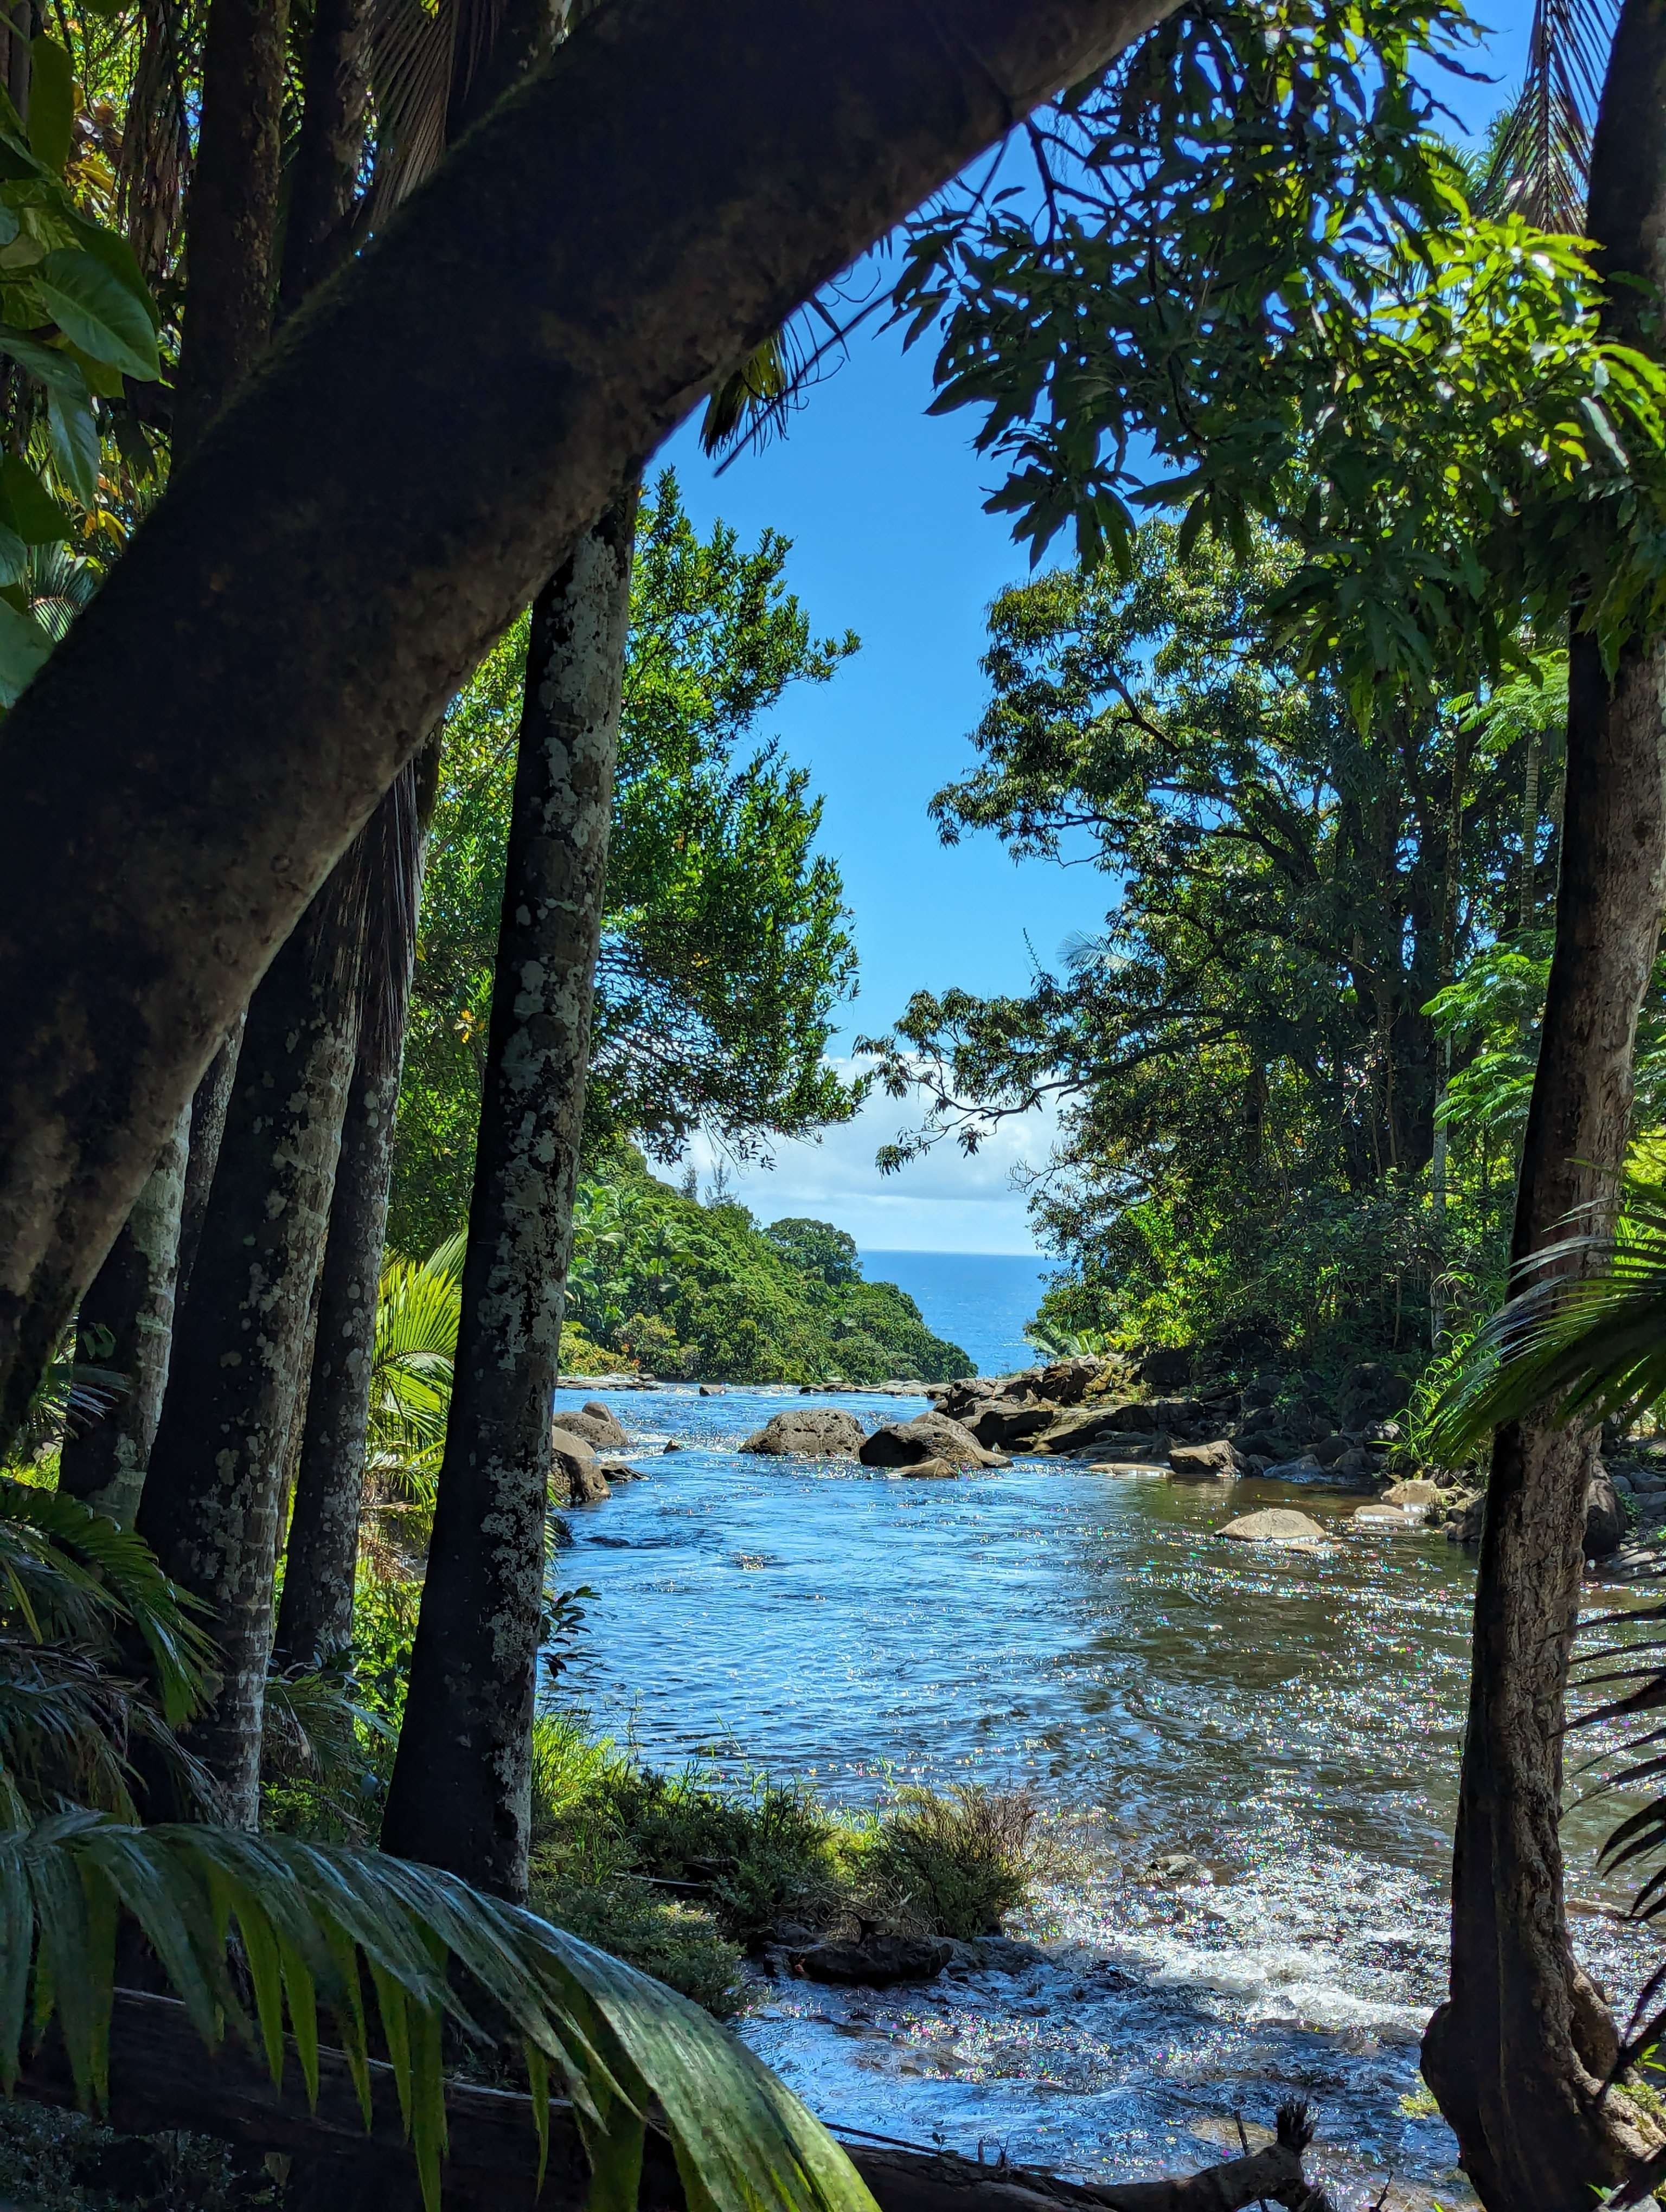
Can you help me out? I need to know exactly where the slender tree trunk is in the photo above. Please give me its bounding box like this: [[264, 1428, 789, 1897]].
[[1422, 14, 1666, 2195], [274, 753, 435, 1670], [0, 0, 1177, 1438], [382, 492, 639, 1899], [55, 1114, 188, 1525], [137, 877, 364, 1824], [176, 1019, 245, 1301], [171, 0, 289, 456], [278, 0, 371, 317]]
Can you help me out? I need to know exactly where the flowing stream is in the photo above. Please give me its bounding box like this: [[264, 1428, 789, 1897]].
[[552, 1385, 1659, 2211]]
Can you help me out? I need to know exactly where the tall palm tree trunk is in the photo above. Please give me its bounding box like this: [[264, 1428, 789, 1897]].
[[274, 750, 435, 1670], [137, 865, 366, 1823], [1421, 8, 1666, 2200], [381, 489, 638, 1900]]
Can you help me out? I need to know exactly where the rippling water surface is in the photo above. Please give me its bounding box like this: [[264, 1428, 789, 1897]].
[[552, 1384, 1658, 2210]]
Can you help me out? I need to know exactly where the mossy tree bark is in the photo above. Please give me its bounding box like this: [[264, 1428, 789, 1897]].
[[274, 751, 437, 1671], [0, 0, 1175, 1440], [381, 493, 638, 1899], [137, 873, 364, 1824], [1421, 6, 1666, 2200]]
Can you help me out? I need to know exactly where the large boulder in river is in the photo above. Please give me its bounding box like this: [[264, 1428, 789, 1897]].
[[1037, 1355, 1107, 1404], [793, 1933, 953, 1986], [739, 1408, 865, 1458], [860, 1411, 1007, 1470], [967, 1397, 1056, 1451], [550, 1427, 612, 1505], [1218, 1508, 1325, 1549], [1169, 1438, 1244, 1481], [552, 1400, 630, 1451]]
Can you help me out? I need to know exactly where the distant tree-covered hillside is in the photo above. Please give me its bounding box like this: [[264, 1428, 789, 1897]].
[[560, 1150, 970, 1384]]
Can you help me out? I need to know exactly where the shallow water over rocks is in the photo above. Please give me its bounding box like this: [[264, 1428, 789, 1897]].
[[552, 1384, 1658, 2211]]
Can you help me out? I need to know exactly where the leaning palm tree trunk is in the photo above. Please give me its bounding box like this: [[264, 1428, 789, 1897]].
[[51, 0, 292, 1504], [382, 492, 638, 1901], [275, 751, 434, 1670], [1420, 6, 1666, 2200]]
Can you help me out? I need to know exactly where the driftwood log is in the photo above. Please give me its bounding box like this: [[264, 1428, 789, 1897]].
[[17, 1989, 1331, 2212]]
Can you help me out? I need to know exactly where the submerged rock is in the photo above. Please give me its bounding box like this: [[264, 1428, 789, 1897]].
[[1353, 1503, 1414, 1530], [738, 1407, 865, 1458], [793, 1933, 953, 1986], [859, 1411, 1005, 1470], [1218, 1508, 1325, 1548]]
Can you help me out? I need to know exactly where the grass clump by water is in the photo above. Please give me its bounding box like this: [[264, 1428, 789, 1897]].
[[524, 1712, 1052, 2011]]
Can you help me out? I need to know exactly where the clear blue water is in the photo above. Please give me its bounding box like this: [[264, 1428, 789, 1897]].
[[858, 1250, 1055, 1375], [551, 1384, 1656, 2210]]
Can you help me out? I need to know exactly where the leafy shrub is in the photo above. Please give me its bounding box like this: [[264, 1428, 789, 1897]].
[[864, 1785, 1052, 1939]]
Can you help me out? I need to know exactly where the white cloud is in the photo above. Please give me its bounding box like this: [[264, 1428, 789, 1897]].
[[677, 1064, 1061, 1255]]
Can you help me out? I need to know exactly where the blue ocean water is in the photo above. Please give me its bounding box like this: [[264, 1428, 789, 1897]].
[[857, 1247, 1056, 1375]]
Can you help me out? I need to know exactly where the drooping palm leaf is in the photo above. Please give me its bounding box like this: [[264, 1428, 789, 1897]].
[[1422, 1198, 1666, 1463], [0, 1480, 216, 1726], [1479, 0, 1618, 232], [0, 1813, 879, 2212]]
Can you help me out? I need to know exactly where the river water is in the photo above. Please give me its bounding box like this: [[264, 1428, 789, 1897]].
[[551, 1384, 1661, 2211]]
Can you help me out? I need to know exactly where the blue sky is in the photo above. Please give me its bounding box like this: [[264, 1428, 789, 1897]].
[[667, 0, 1536, 1255]]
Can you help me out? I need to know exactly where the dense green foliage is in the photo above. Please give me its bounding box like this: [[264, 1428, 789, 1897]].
[[867, 523, 1666, 1366], [391, 471, 862, 1253], [562, 1151, 969, 1383]]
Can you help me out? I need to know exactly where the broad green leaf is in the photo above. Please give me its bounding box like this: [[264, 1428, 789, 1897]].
[[65, 216, 161, 336], [37, 248, 159, 378], [47, 381, 98, 506], [0, 455, 71, 544], [0, 321, 84, 393], [0, 591, 52, 703], [25, 38, 72, 177]]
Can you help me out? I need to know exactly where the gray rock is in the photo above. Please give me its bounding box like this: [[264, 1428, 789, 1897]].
[[1353, 1503, 1414, 1529], [739, 1407, 866, 1458], [1383, 1478, 1441, 1508], [859, 1411, 1007, 1470], [1264, 1453, 1326, 1483], [550, 1401, 630, 1451], [1169, 1438, 1244, 1481], [550, 1426, 611, 1506], [1218, 1508, 1325, 1548], [968, 1397, 1057, 1450], [793, 1934, 953, 1986], [1037, 1355, 1108, 1404]]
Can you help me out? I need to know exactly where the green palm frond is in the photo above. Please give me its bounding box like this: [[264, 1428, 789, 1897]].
[[0, 1814, 878, 2212], [1422, 1197, 1666, 1463], [1479, 0, 1618, 231], [367, 1237, 466, 1482], [0, 1481, 216, 1727]]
